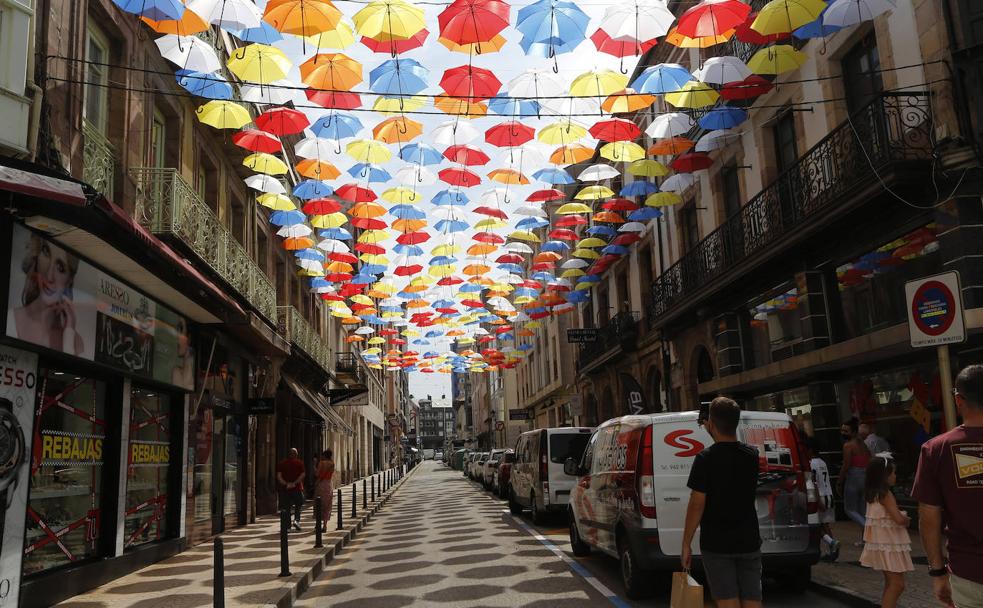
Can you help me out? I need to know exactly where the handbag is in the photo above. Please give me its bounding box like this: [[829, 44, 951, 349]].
[[670, 570, 704, 608]]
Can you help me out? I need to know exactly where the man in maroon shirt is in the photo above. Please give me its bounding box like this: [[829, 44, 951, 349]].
[[912, 365, 983, 608], [277, 448, 306, 531]]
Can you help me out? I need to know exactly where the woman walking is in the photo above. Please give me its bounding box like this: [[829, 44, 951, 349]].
[[316, 449, 335, 533], [837, 417, 872, 540]]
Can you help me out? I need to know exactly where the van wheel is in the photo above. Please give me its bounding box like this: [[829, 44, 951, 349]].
[[508, 490, 523, 515], [782, 565, 811, 594], [530, 493, 546, 525], [569, 510, 590, 557], [618, 534, 653, 599]]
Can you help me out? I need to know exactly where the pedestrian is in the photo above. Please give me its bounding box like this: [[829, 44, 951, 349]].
[[911, 364, 983, 608], [276, 447, 305, 531], [861, 422, 891, 456], [808, 439, 840, 561], [860, 455, 912, 608], [315, 449, 335, 533], [837, 416, 872, 540], [681, 396, 762, 608]]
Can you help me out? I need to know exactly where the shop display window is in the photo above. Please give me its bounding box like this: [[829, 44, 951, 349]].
[[125, 388, 171, 549], [223, 416, 241, 518], [191, 408, 213, 524], [747, 283, 802, 366], [24, 369, 106, 575]]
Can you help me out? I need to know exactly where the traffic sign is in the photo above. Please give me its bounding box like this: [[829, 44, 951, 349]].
[[905, 272, 966, 348], [566, 328, 599, 343], [495, 421, 505, 431]]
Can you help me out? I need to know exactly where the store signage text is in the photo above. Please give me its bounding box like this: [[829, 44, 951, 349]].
[[41, 433, 103, 462], [905, 272, 966, 348], [130, 442, 169, 464]]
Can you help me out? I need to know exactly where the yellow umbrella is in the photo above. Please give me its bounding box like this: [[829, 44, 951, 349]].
[[474, 218, 508, 230], [310, 212, 349, 228], [429, 264, 456, 277], [373, 95, 427, 114], [360, 253, 389, 265], [572, 249, 601, 260], [747, 44, 807, 75], [488, 169, 529, 185], [601, 88, 656, 114], [509, 230, 541, 243], [304, 20, 356, 49], [326, 261, 354, 273], [550, 144, 594, 165], [575, 185, 615, 200], [438, 34, 507, 54], [346, 139, 392, 163], [264, 0, 343, 37], [352, 0, 426, 40], [431, 243, 460, 256], [570, 69, 629, 97], [600, 141, 646, 162], [560, 268, 586, 279], [556, 202, 593, 215], [628, 159, 669, 177], [227, 44, 292, 84], [367, 336, 386, 344], [196, 100, 251, 129], [577, 237, 607, 248], [257, 193, 296, 210], [665, 81, 720, 109], [538, 122, 588, 145], [373, 116, 423, 143], [752, 0, 826, 35], [665, 25, 734, 48], [300, 52, 362, 90], [358, 229, 391, 243], [243, 153, 289, 175], [382, 187, 422, 203], [433, 96, 489, 118], [645, 192, 683, 207]]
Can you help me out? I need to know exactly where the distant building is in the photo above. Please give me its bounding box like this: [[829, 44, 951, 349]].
[[418, 397, 457, 450]]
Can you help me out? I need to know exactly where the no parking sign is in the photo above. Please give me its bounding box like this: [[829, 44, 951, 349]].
[[905, 271, 966, 348]]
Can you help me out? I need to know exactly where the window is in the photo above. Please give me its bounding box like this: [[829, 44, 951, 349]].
[[722, 166, 742, 220], [549, 432, 590, 464], [125, 388, 171, 549], [150, 109, 166, 169], [773, 112, 798, 175], [680, 204, 700, 252], [842, 33, 883, 115], [84, 24, 111, 132], [748, 283, 803, 365]]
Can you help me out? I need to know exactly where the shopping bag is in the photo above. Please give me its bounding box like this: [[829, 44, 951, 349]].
[[670, 570, 704, 608]]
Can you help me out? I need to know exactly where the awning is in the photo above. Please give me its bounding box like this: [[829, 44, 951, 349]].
[[281, 373, 354, 435]]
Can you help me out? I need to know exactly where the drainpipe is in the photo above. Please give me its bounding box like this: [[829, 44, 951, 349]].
[[26, 0, 44, 161]]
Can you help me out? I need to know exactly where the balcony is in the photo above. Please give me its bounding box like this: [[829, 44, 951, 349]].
[[649, 92, 934, 326], [277, 305, 332, 374], [130, 167, 277, 323], [82, 119, 116, 200], [577, 311, 641, 372], [335, 351, 364, 386]]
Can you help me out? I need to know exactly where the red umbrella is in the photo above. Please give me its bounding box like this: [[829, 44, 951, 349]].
[[233, 129, 282, 153], [329, 251, 359, 264], [440, 65, 502, 101], [394, 263, 423, 276], [527, 189, 565, 202], [339, 284, 365, 296], [671, 152, 714, 172], [590, 29, 658, 58], [355, 242, 386, 254], [443, 144, 491, 166], [474, 231, 506, 244], [549, 229, 579, 240], [439, 167, 482, 187], [255, 107, 309, 136], [321, 294, 345, 301], [438, 0, 511, 45], [336, 184, 377, 202], [377, 328, 398, 336], [473, 206, 509, 220], [485, 122, 535, 147], [602, 198, 639, 211], [389, 338, 407, 345], [720, 75, 774, 100], [438, 276, 464, 286], [555, 214, 587, 227], [361, 29, 429, 54], [303, 198, 342, 214], [676, 0, 751, 38], [397, 231, 431, 244], [612, 233, 642, 246], [306, 89, 362, 109], [589, 118, 641, 142], [461, 299, 485, 308], [522, 279, 542, 289], [496, 253, 524, 264], [531, 262, 555, 271], [326, 273, 353, 282], [351, 217, 387, 229]]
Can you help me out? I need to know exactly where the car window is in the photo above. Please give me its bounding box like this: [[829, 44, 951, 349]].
[[582, 432, 598, 471], [549, 432, 591, 464]]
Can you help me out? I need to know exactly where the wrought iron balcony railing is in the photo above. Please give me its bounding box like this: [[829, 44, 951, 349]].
[[277, 305, 332, 374], [335, 351, 364, 385], [649, 92, 933, 323], [82, 119, 116, 200], [577, 311, 642, 372], [130, 167, 277, 322]]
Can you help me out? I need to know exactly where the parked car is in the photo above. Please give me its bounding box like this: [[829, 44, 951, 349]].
[[471, 452, 490, 480], [496, 451, 516, 498], [423, 449, 435, 460], [565, 411, 819, 599], [435, 450, 444, 462], [464, 452, 480, 477], [509, 427, 594, 524], [482, 448, 509, 490]]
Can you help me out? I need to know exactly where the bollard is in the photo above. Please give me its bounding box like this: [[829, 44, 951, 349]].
[[278, 509, 291, 577], [314, 498, 323, 549], [363, 478, 367, 509], [336, 488, 343, 530], [352, 483, 357, 519], [214, 537, 225, 608], [371, 475, 375, 501]]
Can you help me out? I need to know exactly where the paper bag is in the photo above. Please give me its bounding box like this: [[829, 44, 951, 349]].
[[670, 571, 704, 608]]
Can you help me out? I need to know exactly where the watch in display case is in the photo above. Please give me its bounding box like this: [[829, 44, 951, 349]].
[[0, 397, 26, 509]]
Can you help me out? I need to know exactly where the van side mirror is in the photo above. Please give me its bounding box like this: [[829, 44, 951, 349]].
[[564, 457, 581, 477]]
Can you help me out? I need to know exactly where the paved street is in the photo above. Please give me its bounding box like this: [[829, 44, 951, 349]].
[[297, 462, 849, 607]]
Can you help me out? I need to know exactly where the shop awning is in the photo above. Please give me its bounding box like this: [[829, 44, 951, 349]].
[[281, 373, 354, 436]]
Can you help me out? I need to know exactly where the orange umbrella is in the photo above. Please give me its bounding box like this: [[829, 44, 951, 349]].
[[648, 137, 696, 156], [434, 96, 489, 118], [350, 202, 387, 218], [550, 143, 594, 165], [602, 88, 657, 114], [373, 116, 423, 143], [296, 158, 341, 179], [283, 237, 315, 250], [392, 218, 428, 232], [438, 34, 508, 54], [300, 53, 362, 90], [141, 9, 209, 35], [593, 211, 625, 223], [265, 0, 343, 36], [346, 335, 365, 343], [664, 25, 735, 47], [488, 168, 529, 185]]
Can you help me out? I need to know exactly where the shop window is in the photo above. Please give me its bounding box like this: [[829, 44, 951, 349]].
[[191, 407, 214, 526], [748, 283, 803, 365], [223, 416, 242, 518], [842, 33, 883, 115], [125, 388, 171, 549], [24, 370, 107, 575], [837, 224, 941, 339]]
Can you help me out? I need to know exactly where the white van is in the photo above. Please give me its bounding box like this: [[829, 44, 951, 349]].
[[565, 411, 819, 599], [508, 427, 594, 523]]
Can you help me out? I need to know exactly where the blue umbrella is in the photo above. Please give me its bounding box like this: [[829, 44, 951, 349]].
[[432, 189, 469, 206], [430, 256, 458, 266], [517, 217, 550, 230], [621, 181, 658, 197], [348, 163, 392, 182], [393, 243, 424, 255], [233, 22, 284, 44], [586, 225, 617, 237], [292, 180, 333, 200], [270, 210, 306, 226], [310, 112, 363, 140], [399, 143, 444, 166], [533, 168, 574, 184], [515, 0, 591, 58], [531, 271, 555, 282], [579, 274, 602, 283], [176, 70, 233, 100], [602, 245, 630, 256], [699, 107, 749, 130], [541, 240, 570, 252], [360, 264, 388, 275], [628, 207, 663, 221], [566, 290, 590, 303], [319, 227, 353, 240], [632, 63, 692, 95], [369, 58, 429, 96], [488, 94, 541, 117], [425, 331, 444, 338], [112, 0, 183, 20], [459, 283, 483, 293], [794, 6, 843, 39], [435, 219, 469, 233], [514, 287, 538, 298], [498, 263, 524, 274], [498, 333, 515, 341], [296, 249, 325, 261], [389, 204, 427, 220]]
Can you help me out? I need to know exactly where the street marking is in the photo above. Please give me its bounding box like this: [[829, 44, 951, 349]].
[[504, 510, 632, 608]]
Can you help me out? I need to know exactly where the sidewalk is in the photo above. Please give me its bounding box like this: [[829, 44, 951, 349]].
[[812, 521, 935, 607], [60, 469, 414, 608]]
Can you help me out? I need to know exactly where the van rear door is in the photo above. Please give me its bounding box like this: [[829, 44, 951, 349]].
[[651, 416, 713, 555], [547, 429, 592, 507]]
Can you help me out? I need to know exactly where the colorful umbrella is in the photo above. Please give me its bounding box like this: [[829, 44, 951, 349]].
[[155, 35, 222, 72], [353, 0, 427, 40], [590, 118, 641, 142], [196, 100, 251, 129], [440, 65, 502, 101], [373, 116, 424, 143], [233, 129, 282, 153], [515, 0, 591, 58], [264, 0, 343, 36], [227, 43, 292, 83], [438, 0, 511, 48], [747, 44, 807, 74], [601, 88, 657, 114], [114, 0, 185, 21], [665, 81, 720, 108], [485, 122, 536, 147], [299, 53, 362, 90], [676, 0, 751, 38], [255, 107, 309, 136], [369, 58, 430, 95], [752, 0, 825, 35]]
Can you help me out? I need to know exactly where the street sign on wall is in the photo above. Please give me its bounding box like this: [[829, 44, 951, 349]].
[[566, 328, 599, 343], [905, 271, 966, 348], [508, 409, 532, 421]]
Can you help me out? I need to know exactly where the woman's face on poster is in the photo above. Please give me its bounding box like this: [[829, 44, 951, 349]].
[[36, 240, 73, 305]]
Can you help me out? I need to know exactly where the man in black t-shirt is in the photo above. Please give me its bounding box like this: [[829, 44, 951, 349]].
[[682, 397, 762, 608]]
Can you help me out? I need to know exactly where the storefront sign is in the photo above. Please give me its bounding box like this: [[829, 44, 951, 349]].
[[5, 224, 195, 389], [332, 392, 369, 407], [0, 345, 39, 608], [566, 328, 599, 343], [905, 272, 966, 348], [246, 397, 275, 415], [508, 409, 532, 421], [129, 441, 170, 465]]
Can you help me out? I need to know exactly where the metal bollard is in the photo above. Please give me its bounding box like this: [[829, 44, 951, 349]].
[[214, 537, 225, 608], [352, 483, 357, 518], [278, 509, 291, 577], [336, 488, 343, 530], [371, 475, 375, 501], [363, 478, 367, 509], [314, 498, 323, 549]]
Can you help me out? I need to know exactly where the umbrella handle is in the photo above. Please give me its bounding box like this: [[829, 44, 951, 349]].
[[335, 141, 342, 155]]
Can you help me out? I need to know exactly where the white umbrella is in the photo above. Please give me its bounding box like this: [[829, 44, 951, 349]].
[[354, 326, 375, 335], [317, 239, 350, 253], [295, 258, 324, 272], [504, 274, 525, 284], [694, 56, 751, 85], [696, 129, 741, 152], [394, 165, 436, 185], [561, 259, 589, 268], [515, 205, 548, 217], [507, 68, 565, 99], [276, 224, 313, 238], [503, 242, 534, 254], [579, 163, 620, 182], [294, 136, 336, 160], [539, 96, 602, 118], [661, 173, 697, 194], [619, 221, 646, 232], [597, 0, 676, 42], [432, 120, 480, 146], [432, 207, 468, 221], [480, 188, 511, 206], [155, 35, 221, 73], [244, 174, 286, 194], [499, 146, 547, 170], [645, 112, 695, 139], [188, 0, 262, 30], [824, 0, 896, 27], [241, 80, 298, 105]]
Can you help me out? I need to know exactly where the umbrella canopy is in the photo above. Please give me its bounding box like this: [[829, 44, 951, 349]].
[[440, 65, 502, 101], [570, 69, 629, 97], [196, 100, 251, 129], [747, 44, 807, 74], [155, 35, 222, 72], [595, 0, 676, 46], [694, 55, 751, 84], [752, 0, 826, 35], [227, 43, 292, 83], [665, 80, 720, 108], [310, 112, 364, 140], [601, 88, 656, 113], [444, 144, 491, 166], [373, 116, 424, 143], [369, 58, 430, 95], [114, 0, 185, 21], [515, 0, 591, 58], [438, 0, 511, 47], [264, 0, 343, 36], [823, 0, 896, 27], [590, 118, 642, 142], [175, 69, 233, 99], [255, 107, 309, 136], [300, 53, 362, 90], [234, 129, 281, 153], [353, 0, 427, 40], [676, 0, 751, 38], [485, 122, 536, 147]]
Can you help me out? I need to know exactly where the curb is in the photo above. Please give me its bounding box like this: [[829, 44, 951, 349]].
[[268, 467, 419, 608], [809, 581, 879, 608]]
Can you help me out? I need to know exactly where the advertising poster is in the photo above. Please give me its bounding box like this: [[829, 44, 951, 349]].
[[6, 224, 194, 390], [0, 345, 39, 608]]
